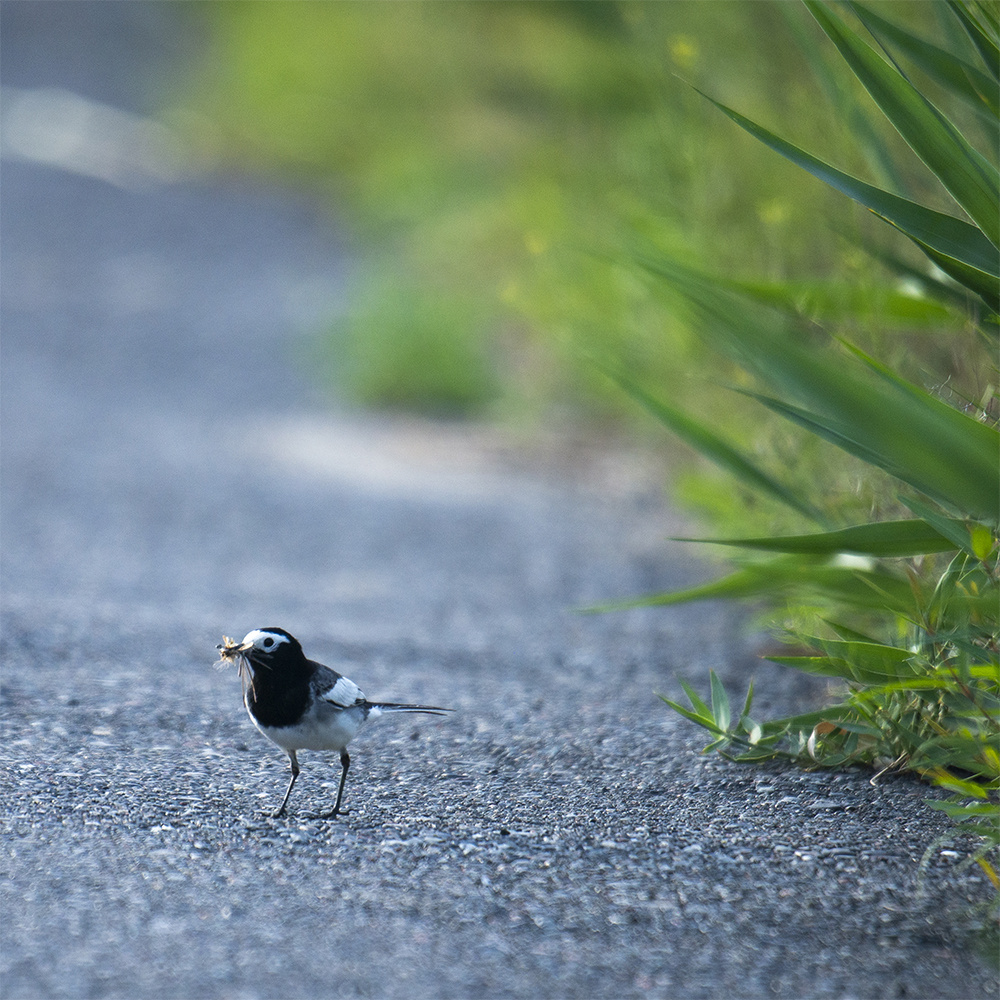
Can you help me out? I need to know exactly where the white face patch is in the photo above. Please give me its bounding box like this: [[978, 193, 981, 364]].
[[241, 629, 292, 653]]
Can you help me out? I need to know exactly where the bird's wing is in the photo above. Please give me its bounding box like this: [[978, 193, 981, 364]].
[[312, 662, 366, 709]]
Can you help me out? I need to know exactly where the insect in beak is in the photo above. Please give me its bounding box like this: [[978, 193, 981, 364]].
[[216, 636, 250, 660]]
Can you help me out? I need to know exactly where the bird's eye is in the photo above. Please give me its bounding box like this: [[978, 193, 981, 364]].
[[263, 637, 274, 648]]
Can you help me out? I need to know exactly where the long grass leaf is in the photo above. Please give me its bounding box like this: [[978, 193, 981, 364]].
[[889, 226, 1000, 311], [740, 679, 755, 721], [838, 340, 1000, 512], [727, 276, 955, 328], [695, 91, 999, 280], [824, 619, 882, 643], [672, 518, 960, 557], [639, 255, 1000, 521], [678, 678, 713, 720], [600, 363, 826, 524], [739, 386, 998, 521], [948, 0, 1000, 82], [778, 1, 905, 191], [588, 558, 916, 614], [866, 243, 996, 318], [766, 653, 911, 684], [849, 2, 999, 119], [710, 670, 732, 731], [901, 497, 983, 552], [659, 696, 728, 736], [813, 636, 922, 678], [841, 337, 1000, 436], [805, 0, 1000, 247], [736, 388, 890, 467]]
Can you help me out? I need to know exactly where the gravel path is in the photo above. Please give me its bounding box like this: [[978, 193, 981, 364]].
[[1, 4, 995, 999]]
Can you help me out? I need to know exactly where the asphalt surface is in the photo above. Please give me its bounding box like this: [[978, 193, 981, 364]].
[[1, 4, 996, 999]]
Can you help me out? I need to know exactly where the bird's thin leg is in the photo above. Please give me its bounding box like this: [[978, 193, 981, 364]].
[[271, 750, 300, 818], [323, 749, 351, 818]]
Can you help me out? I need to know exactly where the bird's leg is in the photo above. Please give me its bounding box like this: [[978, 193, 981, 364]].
[[271, 750, 300, 818], [323, 749, 351, 818]]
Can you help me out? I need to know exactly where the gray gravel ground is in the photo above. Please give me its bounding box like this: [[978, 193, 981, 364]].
[[1, 4, 996, 999]]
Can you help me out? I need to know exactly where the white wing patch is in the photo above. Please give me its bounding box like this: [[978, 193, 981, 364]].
[[321, 675, 365, 709]]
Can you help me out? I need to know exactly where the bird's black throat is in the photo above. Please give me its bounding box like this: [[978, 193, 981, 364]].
[[242, 647, 315, 729]]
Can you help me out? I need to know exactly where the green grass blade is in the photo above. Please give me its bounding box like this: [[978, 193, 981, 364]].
[[678, 678, 714, 720], [736, 388, 890, 467], [843, 335, 1000, 427], [812, 636, 922, 679], [891, 226, 1000, 311], [710, 670, 732, 731], [643, 257, 1000, 521], [929, 770, 993, 798], [727, 276, 955, 328], [805, 0, 1000, 248], [692, 93, 999, 291], [740, 678, 756, 721], [866, 242, 997, 318], [659, 696, 729, 737], [600, 363, 827, 525], [948, 0, 1000, 82], [778, 1, 906, 192], [672, 518, 961, 557], [901, 497, 984, 553], [590, 558, 917, 615], [764, 655, 853, 679], [838, 340, 1000, 516], [767, 650, 919, 684], [824, 619, 882, 643], [848, 2, 999, 119], [739, 385, 998, 522], [756, 704, 861, 738]]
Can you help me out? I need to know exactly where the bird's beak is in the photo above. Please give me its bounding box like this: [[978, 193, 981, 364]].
[[216, 638, 253, 656]]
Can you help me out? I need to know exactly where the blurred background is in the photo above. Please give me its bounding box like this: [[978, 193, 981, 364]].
[[164, 0, 989, 530], [4, 0, 992, 540]]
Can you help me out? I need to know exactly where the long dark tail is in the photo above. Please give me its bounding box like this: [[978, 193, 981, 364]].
[[368, 702, 453, 717]]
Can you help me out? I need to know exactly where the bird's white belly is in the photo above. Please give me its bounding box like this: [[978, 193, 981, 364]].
[[247, 703, 366, 752]]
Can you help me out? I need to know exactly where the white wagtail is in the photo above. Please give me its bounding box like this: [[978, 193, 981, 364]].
[[218, 628, 453, 818]]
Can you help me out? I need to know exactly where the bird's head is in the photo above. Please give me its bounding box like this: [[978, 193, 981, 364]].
[[217, 627, 304, 677]]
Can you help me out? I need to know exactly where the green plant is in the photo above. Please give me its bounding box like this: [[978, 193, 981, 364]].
[[175, 1, 952, 421], [337, 274, 501, 416], [607, 0, 999, 907]]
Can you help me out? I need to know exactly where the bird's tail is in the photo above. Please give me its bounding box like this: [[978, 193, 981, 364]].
[[368, 702, 453, 717]]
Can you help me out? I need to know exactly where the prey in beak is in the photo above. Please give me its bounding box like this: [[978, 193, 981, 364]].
[[216, 635, 257, 697], [217, 636, 249, 660]]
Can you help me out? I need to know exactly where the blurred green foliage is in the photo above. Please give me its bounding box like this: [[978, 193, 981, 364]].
[[169, 0, 994, 535], [170, 2, 977, 407]]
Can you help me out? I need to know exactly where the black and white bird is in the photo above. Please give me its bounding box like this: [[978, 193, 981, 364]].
[[218, 627, 452, 818]]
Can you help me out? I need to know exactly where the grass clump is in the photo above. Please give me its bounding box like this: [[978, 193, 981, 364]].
[[605, 0, 999, 916]]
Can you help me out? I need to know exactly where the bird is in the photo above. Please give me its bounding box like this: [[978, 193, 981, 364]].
[[217, 627, 453, 819]]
